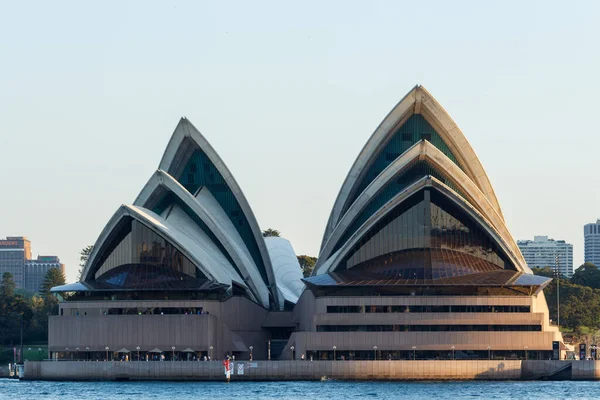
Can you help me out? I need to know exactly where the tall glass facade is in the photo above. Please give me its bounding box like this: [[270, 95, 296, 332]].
[[339, 188, 513, 278], [331, 160, 470, 256], [152, 192, 244, 281], [91, 218, 202, 289], [342, 114, 463, 215], [174, 143, 269, 284]]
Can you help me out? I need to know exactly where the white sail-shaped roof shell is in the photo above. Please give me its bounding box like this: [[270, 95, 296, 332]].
[[316, 176, 528, 275], [317, 140, 528, 274], [264, 237, 305, 305], [157, 118, 278, 309], [316, 85, 530, 278], [322, 85, 505, 250], [80, 117, 294, 309], [81, 204, 247, 290], [133, 170, 270, 307]]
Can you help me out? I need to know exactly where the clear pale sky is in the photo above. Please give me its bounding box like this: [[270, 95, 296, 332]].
[[1, 1, 599, 282]]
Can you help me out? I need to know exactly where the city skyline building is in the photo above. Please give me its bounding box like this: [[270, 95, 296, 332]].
[[517, 236, 574, 278], [25, 256, 65, 293], [584, 219, 600, 267], [0, 236, 31, 289], [0, 236, 64, 293]]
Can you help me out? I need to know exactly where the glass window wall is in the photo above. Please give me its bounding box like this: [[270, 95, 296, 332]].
[[91, 218, 202, 288], [338, 188, 514, 278]]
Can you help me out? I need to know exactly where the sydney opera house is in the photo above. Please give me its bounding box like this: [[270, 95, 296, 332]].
[[50, 85, 562, 361]]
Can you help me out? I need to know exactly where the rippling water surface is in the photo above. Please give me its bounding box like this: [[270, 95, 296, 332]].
[[1, 379, 600, 400]]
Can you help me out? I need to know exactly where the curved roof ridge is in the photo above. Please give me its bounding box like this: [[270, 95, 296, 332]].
[[157, 118, 278, 309], [321, 86, 504, 252], [417, 86, 504, 219], [81, 204, 247, 288], [319, 140, 524, 270], [264, 236, 305, 306], [316, 177, 529, 276], [133, 169, 270, 308], [321, 85, 419, 248]]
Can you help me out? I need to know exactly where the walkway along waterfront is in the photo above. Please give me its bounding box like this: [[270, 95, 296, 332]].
[[20, 360, 600, 381]]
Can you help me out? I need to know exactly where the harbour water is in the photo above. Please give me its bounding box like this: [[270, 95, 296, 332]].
[[1, 379, 600, 400]]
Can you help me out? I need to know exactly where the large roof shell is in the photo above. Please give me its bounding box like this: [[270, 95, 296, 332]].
[[322, 85, 504, 250], [157, 118, 278, 309], [316, 85, 529, 280]]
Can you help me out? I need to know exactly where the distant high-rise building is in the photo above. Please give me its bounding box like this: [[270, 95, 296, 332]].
[[0, 236, 31, 289], [0, 236, 63, 292], [517, 236, 574, 278], [25, 256, 65, 293], [584, 219, 600, 267]]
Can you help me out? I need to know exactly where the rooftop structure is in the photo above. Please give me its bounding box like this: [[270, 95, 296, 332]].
[[584, 219, 600, 267], [517, 236, 574, 278], [0, 236, 30, 289], [0, 237, 63, 293], [25, 256, 65, 293]]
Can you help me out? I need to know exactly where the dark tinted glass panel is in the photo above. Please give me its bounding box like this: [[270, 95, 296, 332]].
[[332, 160, 470, 256], [151, 192, 244, 282], [343, 114, 463, 215], [176, 145, 268, 284], [338, 188, 514, 276], [429, 190, 507, 268], [96, 264, 206, 290], [316, 324, 541, 332], [339, 250, 507, 281], [92, 219, 202, 287], [326, 305, 530, 313]]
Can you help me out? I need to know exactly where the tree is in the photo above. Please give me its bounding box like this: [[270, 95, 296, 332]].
[[531, 266, 555, 278], [0, 272, 16, 301], [297, 255, 318, 277], [544, 279, 600, 331], [77, 245, 94, 281], [262, 228, 281, 237], [41, 267, 66, 316], [571, 262, 600, 289], [41, 268, 66, 297]]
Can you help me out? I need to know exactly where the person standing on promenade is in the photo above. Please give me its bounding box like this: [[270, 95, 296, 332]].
[[223, 355, 231, 383]]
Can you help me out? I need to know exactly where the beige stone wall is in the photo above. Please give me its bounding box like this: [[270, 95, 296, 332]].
[[51, 296, 274, 360], [49, 314, 220, 352], [285, 292, 560, 358], [23, 360, 523, 381], [57, 296, 271, 332], [292, 290, 316, 331], [286, 331, 556, 361], [572, 360, 600, 380], [29, 360, 600, 381]]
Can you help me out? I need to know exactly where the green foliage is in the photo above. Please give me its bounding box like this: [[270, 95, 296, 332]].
[[1, 272, 16, 300], [544, 278, 600, 331], [262, 228, 281, 237], [531, 266, 555, 278], [297, 255, 318, 277], [77, 245, 94, 281], [0, 272, 49, 346], [571, 262, 600, 289], [41, 268, 66, 297], [40, 268, 66, 314], [532, 263, 600, 333]]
